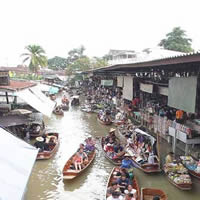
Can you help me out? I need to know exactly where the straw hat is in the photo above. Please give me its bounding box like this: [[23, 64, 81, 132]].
[[109, 128, 116, 133], [124, 153, 131, 157], [36, 137, 44, 142]]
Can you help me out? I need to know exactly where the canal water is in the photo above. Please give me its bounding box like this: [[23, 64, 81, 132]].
[[24, 95, 200, 200]]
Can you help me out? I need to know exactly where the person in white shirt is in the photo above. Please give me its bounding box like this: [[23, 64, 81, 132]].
[[107, 191, 123, 200]]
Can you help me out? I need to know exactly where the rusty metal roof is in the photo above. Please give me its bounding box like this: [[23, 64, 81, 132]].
[[0, 80, 36, 91]]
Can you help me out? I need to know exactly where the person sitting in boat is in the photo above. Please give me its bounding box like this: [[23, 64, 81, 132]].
[[79, 148, 88, 167], [121, 153, 136, 173], [62, 95, 69, 105], [123, 193, 135, 200], [34, 137, 45, 152], [165, 152, 174, 165], [106, 181, 120, 198], [117, 174, 130, 193], [72, 148, 87, 171], [32, 124, 41, 135], [107, 191, 123, 200], [195, 159, 200, 173], [124, 184, 137, 200], [85, 137, 95, 152], [47, 136, 56, 150]]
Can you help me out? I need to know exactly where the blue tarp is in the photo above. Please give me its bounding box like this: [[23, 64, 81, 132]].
[[49, 87, 59, 95]]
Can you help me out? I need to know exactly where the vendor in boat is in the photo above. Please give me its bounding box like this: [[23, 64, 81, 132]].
[[165, 152, 174, 165], [34, 136, 45, 152]]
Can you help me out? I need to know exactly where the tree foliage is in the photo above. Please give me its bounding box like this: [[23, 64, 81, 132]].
[[65, 46, 108, 75], [159, 27, 193, 53], [66, 45, 86, 65], [21, 45, 47, 72], [48, 56, 68, 70]]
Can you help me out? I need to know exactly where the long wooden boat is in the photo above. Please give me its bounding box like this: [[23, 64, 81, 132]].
[[163, 164, 192, 190], [101, 137, 122, 166], [62, 149, 96, 180], [106, 167, 140, 200], [37, 132, 59, 160], [126, 147, 161, 173], [180, 156, 200, 180], [141, 188, 167, 200], [97, 115, 112, 125]]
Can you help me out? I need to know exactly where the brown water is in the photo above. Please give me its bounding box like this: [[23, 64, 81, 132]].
[[25, 97, 200, 200]]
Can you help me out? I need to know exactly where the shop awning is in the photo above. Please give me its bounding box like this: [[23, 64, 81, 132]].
[[0, 115, 31, 127], [0, 126, 38, 200], [16, 86, 56, 117]]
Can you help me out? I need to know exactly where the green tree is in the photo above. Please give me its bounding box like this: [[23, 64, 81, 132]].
[[66, 45, 86, 65], [48, 56, 67, 70], [91, 57, 108, 69], [66, 56, 91, 75], [21, 45, 47, 72], [159, 27, 193, 53]]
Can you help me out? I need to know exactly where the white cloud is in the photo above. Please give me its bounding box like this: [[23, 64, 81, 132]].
[[0, 0, 200, 66]]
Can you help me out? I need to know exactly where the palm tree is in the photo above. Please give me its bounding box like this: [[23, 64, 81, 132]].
[[21, 45, 47, 73]]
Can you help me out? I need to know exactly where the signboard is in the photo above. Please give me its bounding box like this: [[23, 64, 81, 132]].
[[168, 76, 197, 113], [117, 76, 124, 87], [140, 83, 153, 93], [158, 86, 168, 96], [123, 76, 133, 100], [101, 80, 113, 86]]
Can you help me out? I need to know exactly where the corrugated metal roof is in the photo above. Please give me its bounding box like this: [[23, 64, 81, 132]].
[[0, 80, 36, 91], [93, 51, 200, 73]]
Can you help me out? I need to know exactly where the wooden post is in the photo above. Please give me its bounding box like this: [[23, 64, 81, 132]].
[[5, 91, 9, 104], [173, 129, 177, 156], [157, 130, 161, 168]]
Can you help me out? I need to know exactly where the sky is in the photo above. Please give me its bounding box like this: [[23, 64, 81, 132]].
[[0, 0, 200, 66]]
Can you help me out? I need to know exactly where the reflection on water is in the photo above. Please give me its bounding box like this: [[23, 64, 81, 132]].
[[25, 97, 200, 200]]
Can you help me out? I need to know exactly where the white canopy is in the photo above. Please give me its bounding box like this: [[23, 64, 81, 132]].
[[16, 86, 56, 118], [0, 127, 38, 200], [135, 128, 156, 145]]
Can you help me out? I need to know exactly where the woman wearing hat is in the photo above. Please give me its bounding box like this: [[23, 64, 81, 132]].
[[121, 153, 135, 179], [34, 137, 45, 152]]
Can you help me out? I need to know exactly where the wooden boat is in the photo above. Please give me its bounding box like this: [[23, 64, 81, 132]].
[[62, 149, 96, 180], [71, 96, 80, 106], [97, 115, 112, 125], [37, 132, 59, 160], [141, 188, 167, 200], [126, 147, 161, 173], [29, 122, 45, 137], [163, 164, 192, 190], [101, 137, 122, 166], [106, 167, 140, 200], [61, 104, 69, 111], [180, 156, 200, 180], [53, 108, 64, 115]]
